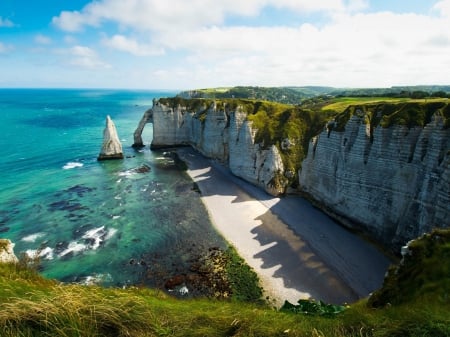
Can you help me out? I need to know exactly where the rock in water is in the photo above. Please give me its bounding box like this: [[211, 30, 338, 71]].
[[98, 115, 124, 161], [0, 239, 19, 263]]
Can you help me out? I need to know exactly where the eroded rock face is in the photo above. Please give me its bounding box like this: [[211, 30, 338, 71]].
[[299, 113, 450, 250], [0, 239, 18, 263], [141, 100, 285, 195], [132, 108, 153, 148], [98, 115, 124, 161]]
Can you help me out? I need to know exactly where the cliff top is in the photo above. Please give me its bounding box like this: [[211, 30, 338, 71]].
[[324, 99, 450, 131], [369, 228, 450, 307], [176, 85, 450, 105], [1, 230, 449, 336]]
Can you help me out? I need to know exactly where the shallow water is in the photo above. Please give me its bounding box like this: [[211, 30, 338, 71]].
[[0, 89, 227, 293]]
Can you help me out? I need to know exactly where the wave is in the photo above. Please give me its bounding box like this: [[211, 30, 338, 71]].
[[22, 232, 45, 243], [82, 226, 107, 250], [63, 162, 84, 170], [26, 246, 54, 260], [58, 226, 118, 258], [78, 273, 113, 286], [59, 242, 87, 257]]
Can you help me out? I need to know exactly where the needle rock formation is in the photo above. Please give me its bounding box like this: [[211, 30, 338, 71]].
[[98, 115, 124, 161]]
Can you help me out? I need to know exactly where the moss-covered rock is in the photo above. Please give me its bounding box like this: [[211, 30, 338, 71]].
[[330, 101, 449, 132], [368, 229, 450, 307]]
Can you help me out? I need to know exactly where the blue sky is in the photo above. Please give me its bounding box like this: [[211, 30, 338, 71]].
[[1, 0, 449, 89]]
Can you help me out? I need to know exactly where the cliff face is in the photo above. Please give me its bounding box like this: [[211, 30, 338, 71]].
[[299, 111, 450, 250], [140, 99, 285, 195], [136, 98, 449, 250], [0, 239, 18, 263]]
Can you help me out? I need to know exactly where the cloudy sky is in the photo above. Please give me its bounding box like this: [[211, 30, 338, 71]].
[[0, 0, 449, 89]]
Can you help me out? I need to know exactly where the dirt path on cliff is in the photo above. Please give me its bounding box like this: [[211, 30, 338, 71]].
[[176, 147, 391, 307]]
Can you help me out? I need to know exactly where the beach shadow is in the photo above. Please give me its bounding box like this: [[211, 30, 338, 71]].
[[176, 147, 391, 304], [251, 211, 359, 304]]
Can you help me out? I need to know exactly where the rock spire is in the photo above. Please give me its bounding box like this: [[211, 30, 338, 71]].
[[98, 115, 124, 161]]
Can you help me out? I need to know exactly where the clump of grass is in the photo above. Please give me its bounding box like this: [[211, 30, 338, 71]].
[[223, 246, 263, 302], [369, 228, 450, 308]]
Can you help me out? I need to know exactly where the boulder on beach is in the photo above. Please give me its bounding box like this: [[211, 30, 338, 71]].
[[98, 115, 124, 161]]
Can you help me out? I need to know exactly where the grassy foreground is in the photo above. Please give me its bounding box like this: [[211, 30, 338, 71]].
[[1, 230, 450, 336]]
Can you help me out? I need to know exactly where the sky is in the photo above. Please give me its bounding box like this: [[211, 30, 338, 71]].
[[0, 0, 449, 90]]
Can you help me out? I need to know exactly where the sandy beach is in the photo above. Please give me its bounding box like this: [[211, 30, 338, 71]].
[[177, 148, 391, 306]]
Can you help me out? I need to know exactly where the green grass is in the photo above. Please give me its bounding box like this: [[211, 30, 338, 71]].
[[1, 264, 449, 337], [322, 98, 449, 132], [321, 97, 448, 114], [1, 229, 450, 336]]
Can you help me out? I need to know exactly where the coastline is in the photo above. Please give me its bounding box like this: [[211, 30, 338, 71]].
[[177, 147, 391, 307]]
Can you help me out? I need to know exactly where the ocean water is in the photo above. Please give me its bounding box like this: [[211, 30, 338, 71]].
[[0, 89, 227, 293]]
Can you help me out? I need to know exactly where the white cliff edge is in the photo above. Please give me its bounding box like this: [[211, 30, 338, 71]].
[[299, 112, 450, 249], [134, 99, 286, 195], [0, 239, 19, 263], [134, 99, 449, 250]]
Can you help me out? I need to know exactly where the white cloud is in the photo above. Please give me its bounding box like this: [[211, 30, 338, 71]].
[[149, 10, 450, 88], [344, 0, 368, 12], [0, 17, 14, 27], [0, 41, 13, 53], [433, 0, 450, 17], [102, 34, 164, 56], [64, 35, 78, 44], [52, 0, 360, 33], [48, 1, 450, 88], [34, 34, 52, 45], [52, 10, 98, 32], [66, 45, 111, 69]]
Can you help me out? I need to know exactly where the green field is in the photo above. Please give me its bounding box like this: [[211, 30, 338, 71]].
[[322, 97, 449, 113]]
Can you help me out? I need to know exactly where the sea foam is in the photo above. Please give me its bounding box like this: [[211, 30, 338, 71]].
[[59, 242, 87, 257], [63, 162, 84, 170], [82, 226, 106, 250], [22, 232, 45, 243], [26, 247, 54, 260]]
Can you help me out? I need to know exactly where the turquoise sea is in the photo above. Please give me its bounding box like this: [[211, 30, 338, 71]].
[[0, 89, 227, 295]]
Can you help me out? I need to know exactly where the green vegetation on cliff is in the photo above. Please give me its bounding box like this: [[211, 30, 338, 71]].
[[1, 229, 449, 336], [323, 99, 450, 132], [156, 97, 333, 187], [176, 86, 450, 106], [156, 96, 449, 189], [369, 229, 450, 308], [177, 86, 332, 104]]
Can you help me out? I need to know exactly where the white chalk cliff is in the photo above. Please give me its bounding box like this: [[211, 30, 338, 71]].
[[134, 99, 285, 195], [299, 111, 450, 249], [0, 239, 18, 263], [98, 115, 124, 161], [134, 99, 449, 250]]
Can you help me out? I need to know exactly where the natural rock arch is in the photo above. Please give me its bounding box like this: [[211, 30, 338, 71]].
[[132, 107, 153, 148]]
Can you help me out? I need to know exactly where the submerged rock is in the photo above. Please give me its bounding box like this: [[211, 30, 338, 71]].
[[98, 115, 124, 161]]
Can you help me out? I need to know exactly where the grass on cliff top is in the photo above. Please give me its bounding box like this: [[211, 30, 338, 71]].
[[321, 97, 448, 114], [1, 229, 450, 337], [323, 98, 450, 131], [1, 263, 449, 337]]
